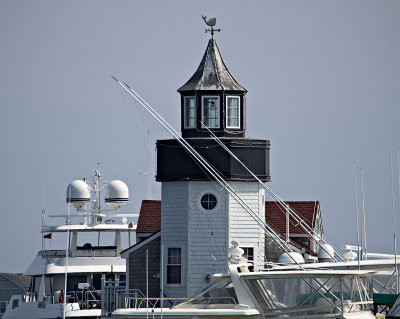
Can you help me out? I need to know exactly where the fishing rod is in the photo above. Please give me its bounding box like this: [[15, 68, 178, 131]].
[[112, 76, 304, 268], [202, 124, 343, 262]]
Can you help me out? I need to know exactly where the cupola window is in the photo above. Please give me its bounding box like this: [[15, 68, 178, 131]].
[[226, 96, 240, 128], [184, 96, 196, 129], [201, 96, 220, 128]]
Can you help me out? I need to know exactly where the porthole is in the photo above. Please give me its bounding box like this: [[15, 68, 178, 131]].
[[200, 193, 217, 211]]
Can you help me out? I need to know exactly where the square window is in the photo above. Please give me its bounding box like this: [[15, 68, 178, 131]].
[[226, 96, 240, 128], [241, 247, 254, 261], [184, 97, 196, 128], [241, 247, 254, 271], [202, 96, 220, 128]]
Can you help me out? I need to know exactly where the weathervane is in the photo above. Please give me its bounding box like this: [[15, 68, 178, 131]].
[[202, 15, 221, 39]]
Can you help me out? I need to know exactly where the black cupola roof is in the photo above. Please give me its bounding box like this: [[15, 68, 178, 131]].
[[178, 39, 246, 93]]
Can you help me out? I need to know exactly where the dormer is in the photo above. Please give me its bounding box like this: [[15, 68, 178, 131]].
[[178, 39, 247, 138]]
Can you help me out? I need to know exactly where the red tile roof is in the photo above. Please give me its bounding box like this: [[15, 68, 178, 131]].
[[265, 201, 320, 236], [136, 200, 161, 233]]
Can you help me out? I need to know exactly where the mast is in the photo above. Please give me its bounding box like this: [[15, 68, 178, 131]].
[[390, 147, 399, 293], [353, 162, 361, 266], [63, 190, 71, 319], [360, 168, 367, 260]]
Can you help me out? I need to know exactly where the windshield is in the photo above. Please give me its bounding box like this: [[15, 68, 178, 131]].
[[245, 276, 372, 317], [175, 278, 238, 309]]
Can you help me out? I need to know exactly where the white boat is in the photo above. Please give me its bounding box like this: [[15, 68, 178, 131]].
[[111, 243, 376, 319], [3, 168, 137, 319]]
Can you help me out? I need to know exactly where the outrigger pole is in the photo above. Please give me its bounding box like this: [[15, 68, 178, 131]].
[[112, 75, 304, 269], [202, 123, 343, 262]]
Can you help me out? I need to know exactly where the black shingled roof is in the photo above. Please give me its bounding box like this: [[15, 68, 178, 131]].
[[178, 39, 246, 92]]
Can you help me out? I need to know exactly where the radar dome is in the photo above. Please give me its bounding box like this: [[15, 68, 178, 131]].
[[342, 247, 357, 262], [278, 252, 305, 265], [66, 180, 90, 209], [318, 243, 335, 262], [105, 180, 129, 209]]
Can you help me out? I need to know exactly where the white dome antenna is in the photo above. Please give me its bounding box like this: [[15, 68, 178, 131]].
[[278, 252, 305, 265], [318, 243, 335, 263], [66, 180, 90, 209], [105, 180, 129, 209]]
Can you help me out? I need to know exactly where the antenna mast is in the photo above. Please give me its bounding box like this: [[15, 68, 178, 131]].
[[391, 146, 399, 293]]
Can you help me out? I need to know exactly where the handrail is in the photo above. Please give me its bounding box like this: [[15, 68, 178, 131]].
[[122, 296, 237, 310]]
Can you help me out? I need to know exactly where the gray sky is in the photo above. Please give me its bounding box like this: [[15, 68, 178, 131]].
[[0, 0, 399, 272]]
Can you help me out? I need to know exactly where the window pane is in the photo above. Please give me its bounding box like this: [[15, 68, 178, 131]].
[[200, 194, 217, 210], [241, 247, 254, 261], [202, 97, 220, 128], [184, 97, 196, 128], [167, 265, 181, 284], [227, 97, 239, 128]]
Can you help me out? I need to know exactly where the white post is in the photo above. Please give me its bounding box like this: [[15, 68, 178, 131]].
[[146, 249, 149, 319], [115, 230, 121, 253], [71, 231, 77, 257], [148, 129, 151, 200], [161, 245, 164, 318], [286, 205, 290, 243]]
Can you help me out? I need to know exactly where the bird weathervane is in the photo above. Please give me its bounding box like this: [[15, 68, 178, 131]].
[[202, 15, 220, 39]]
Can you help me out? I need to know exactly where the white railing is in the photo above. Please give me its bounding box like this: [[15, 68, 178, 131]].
[[63, 290, 102, 309]]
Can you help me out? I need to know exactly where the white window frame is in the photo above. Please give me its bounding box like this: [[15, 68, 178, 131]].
[[240, 246, 254, 262], [165, 246, 183, 286], [183, 96, 196, 129], [226, 96, 240, 129], [240, 246, 255, 271], [201, 96, 220, 129], [196, 190, 219, 214]]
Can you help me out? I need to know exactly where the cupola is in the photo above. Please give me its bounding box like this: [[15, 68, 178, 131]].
[[178, 38, 247, 138]]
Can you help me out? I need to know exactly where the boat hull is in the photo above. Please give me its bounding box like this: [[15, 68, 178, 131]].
[[3, 295, 101, 319], [112, 308, 261, 319]]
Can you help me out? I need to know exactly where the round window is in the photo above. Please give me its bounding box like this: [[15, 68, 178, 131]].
[[200, 193, 217, 211]]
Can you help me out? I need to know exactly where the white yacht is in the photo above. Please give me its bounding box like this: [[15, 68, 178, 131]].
[[111, 243, 376, 319], [4, 168, 137, 319]]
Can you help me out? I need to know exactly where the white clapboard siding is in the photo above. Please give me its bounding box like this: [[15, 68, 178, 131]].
[[161, 180, 265, 298], [229, 182, 265, 271], [160, 182, 189, 298]]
